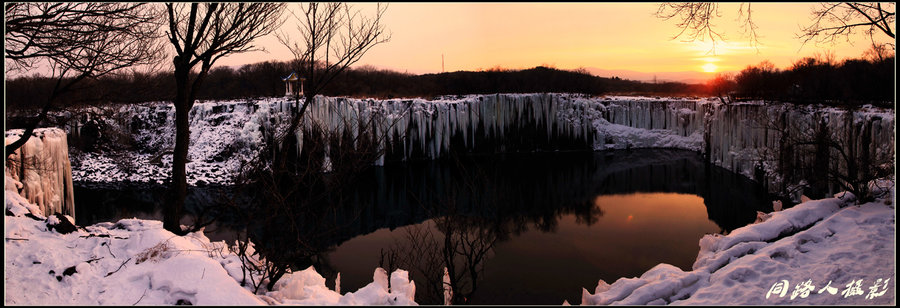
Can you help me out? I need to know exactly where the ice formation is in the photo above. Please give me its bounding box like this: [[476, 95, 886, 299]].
[[5, 128, 75, 219], [65, 94, 894, 198]]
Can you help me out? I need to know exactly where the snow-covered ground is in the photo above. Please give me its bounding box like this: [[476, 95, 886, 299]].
[[4, 190, 417, 305]]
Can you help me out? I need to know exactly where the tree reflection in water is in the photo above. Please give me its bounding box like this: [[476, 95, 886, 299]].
[[377, 154, 606, 304]]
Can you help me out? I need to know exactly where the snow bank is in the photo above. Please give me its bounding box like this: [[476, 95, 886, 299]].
[[5, 128, 75, 218], [580, 195, 895, 305], [4, 191, 417, 305], [265, 267, 416, 305], [5, 175, 43, 218]]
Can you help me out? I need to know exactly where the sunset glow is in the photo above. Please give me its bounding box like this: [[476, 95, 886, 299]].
[[205, 3, 894, 82]]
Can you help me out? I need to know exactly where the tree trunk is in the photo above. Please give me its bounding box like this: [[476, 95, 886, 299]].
[[164, 65, 192, 235]]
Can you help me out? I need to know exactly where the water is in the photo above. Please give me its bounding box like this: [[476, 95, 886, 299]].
[[73, 149, 771, 305]]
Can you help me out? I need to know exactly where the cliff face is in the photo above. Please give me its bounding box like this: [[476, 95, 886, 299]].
[[64, 94, 894, 199], [697, 102, 894, 198], [5, 128, 76, 218]]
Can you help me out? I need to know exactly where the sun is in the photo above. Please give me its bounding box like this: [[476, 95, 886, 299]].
[[701, 62, 718, 73]]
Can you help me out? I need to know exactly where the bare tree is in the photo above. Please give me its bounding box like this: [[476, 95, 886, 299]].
[[4, 2, 164, 155], [655, 2, 896, 53], [273, 2, 391, 164], [163, 3, 286, 234], [801, 2, 895, 48]]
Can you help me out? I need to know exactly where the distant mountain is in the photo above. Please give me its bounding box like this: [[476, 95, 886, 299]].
[[584, 67, 733, 84]]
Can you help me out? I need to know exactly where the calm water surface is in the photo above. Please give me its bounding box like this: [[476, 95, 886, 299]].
[[75, 149, 770, 305]]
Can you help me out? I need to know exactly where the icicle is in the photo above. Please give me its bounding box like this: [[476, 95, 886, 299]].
[[335, 272, 341, 294], [442, 267, 453, 305]]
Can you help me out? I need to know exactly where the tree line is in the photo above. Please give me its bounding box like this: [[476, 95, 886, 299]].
[[706, 51, 894, 107], [6, 62, 714, 112], [9, 54, 893, 114]]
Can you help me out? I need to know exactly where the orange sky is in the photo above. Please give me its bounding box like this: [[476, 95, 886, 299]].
[[8, 3, 891, 82], [217, 2, 893, 81]]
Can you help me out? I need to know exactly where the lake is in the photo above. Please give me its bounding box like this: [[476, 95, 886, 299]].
[[74, 149, 771, 305]]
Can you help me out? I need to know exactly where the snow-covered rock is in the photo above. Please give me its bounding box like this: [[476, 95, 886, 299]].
[[580, 195, 895, 305]]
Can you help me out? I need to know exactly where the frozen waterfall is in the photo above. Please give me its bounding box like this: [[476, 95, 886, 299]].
[[5, 128, 76, 218], [63, 94, 894, 198]]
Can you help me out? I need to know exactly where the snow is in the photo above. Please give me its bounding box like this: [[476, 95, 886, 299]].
[[4, 197, 418, 305], [591, 118, 704, 151], [580, 193, 895, 305], [5, 179, 43, 218]]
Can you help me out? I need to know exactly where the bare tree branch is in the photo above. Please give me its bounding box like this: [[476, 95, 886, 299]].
[[655, 2, 896, 54], [799, 2, 896, 50], [737, 3, 761, 53], [5, 2, 165, 155], [655, 2, 727, 54]]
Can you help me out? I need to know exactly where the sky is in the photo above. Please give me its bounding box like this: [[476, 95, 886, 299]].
[[215, 2, 894, 82]]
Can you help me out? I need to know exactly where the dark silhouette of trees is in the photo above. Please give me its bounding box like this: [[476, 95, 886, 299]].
[[7, 54, 890, 111], [706, 72, 737, 102], [162, 2, 286, 234], [730, 51, 894, 105], [656, 2, 896, 202], [733, 60, 783, 100], [4, 2, 164, 155]]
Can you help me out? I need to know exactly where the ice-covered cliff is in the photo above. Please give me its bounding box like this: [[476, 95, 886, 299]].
[[5, 128, 76, 218], [698, 101, 894, 198], [66, 94, 894, 199]]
